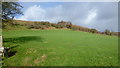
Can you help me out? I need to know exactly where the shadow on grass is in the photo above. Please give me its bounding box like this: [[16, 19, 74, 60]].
[[3, 36, 43, 58], [3, 36, 43, 44], [4, 45, 19, 57]]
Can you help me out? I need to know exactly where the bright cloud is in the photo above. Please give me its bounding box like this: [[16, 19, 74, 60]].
[[17, 5, 46, 21], [85, 9, 97, 24], [16, 2, 118, 32]]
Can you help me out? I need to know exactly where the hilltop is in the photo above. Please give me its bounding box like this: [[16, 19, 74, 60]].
[[3, 20, 119, 36]]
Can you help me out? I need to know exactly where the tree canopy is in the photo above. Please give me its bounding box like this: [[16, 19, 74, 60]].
[[2, 2, 23, 20]]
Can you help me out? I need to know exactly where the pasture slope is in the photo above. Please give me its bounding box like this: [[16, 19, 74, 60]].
[[3, 29, 118, 66]]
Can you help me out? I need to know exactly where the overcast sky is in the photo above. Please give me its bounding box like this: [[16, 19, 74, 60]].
[[16, 2, 118, 32]]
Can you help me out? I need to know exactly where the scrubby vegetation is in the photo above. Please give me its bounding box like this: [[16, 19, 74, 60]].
[[3, 20, 119, 36]]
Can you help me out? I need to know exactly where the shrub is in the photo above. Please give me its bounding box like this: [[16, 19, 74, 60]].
[[27, 24, 39, 29], [104, 29, 111, 35], [90, 29, 98, 33], [70, 25, 80, 31], [57, 21, 72, 28], [51, 23, 56, 27]]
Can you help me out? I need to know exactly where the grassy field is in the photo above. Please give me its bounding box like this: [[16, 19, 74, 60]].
[[3, 29, 118, 66]]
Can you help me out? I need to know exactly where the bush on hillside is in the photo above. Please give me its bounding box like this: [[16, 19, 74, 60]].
[[104, 29, 111, 35], [90, 29, 98, 33], [57, 21, 72, 29], [70, 25, 80, 31]]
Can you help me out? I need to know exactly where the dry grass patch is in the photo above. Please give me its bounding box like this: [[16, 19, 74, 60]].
[[23, 57, 32, 66], [26, 48, 37, 54], [34, 54, 47, 64]]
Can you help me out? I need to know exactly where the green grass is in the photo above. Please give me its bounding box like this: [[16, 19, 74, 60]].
[[3, 29, 118, 66]]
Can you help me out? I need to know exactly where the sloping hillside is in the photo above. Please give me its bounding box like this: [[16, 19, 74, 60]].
[[3, 29, 118, 66]]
